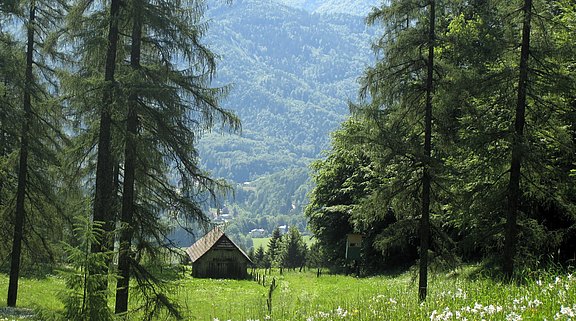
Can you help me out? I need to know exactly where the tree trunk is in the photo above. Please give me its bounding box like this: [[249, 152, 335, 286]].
[[115, 2, 142, 313], [504, 0, 532, 279], [0, 79, 7, 206], [7, 3, 36, 308], [7, 3, 35, 307], [91, 0, 121, 255], [419, 0, 435, 303]]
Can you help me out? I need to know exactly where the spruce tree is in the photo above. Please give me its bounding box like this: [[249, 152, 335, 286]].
[[279, 226, 307, 270], [254, 245, 266, 268], [267, 227, 282, 264]]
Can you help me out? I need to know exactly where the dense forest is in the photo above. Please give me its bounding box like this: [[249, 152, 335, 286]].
[[0, 0, 575, 318], [306, 0, 576, 300]]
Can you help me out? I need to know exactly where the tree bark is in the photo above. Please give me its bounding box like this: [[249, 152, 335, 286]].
[[419, 0, 435, 303], [0, 79, 7, 206], [91, 0, 121, 255], [7, 3, 35, 307], [115, 1, 142, 313], [504, 0, 532, 279]]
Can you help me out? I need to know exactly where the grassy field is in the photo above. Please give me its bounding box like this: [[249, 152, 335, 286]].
[[1, 266, 575, 320]]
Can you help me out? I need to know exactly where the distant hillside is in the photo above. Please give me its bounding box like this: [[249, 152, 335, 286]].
[[276, 0, 379, 16], [199, 0, 376, 217]]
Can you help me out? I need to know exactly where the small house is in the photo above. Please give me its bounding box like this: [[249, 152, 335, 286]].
[[278, 225, 289, 234], [249, 228, 266, 238], [186, 227, 252, 279]]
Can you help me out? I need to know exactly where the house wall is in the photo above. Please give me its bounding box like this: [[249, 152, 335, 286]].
[[192, 248, 249, 279]]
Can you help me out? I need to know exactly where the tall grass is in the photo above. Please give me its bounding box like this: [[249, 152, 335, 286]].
[[177, 266, 576, 321], [1, 266, 575, 320]]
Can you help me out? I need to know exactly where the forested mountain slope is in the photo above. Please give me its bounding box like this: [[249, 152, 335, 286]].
[[277, 0, 378, 16], [198, 0, 377, 217]]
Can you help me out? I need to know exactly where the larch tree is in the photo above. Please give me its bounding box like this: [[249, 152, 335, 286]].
[[306, 0, 576, 280], [503, 0, 532, 279], [7, 1, 36, 307], [0, 17, 22, 230], [114, 0, 142, 314], [361, 0, 440, 301], [4, 0, 67, 307], [112, 0, 239, 316], [419, 0, 435, 301], [444, 0, 576, 275], [63, 2, 238, 313], [91, 0, 121, 261], [501, 0, 576, 277]]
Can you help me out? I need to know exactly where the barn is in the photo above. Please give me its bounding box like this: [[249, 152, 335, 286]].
[[186, 227, 252, 279]]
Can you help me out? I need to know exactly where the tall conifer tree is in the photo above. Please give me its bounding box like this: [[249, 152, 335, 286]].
[[360, 0, 441, 301], [7, 2, 36, 307], [114, 0, 142, 313], [503, 0, 532, 279], [4, 0, 67, 307], [91, 0, 121, 261], [112, 0, 239, 315]]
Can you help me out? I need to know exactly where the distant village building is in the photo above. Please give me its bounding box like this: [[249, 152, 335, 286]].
[[211, 207, 234, 224], [186, 227, 252, 279], [278, 225, 289, 234], [249, 228, 266, 238]]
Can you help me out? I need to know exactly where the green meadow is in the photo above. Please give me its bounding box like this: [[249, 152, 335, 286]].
[[1, 266, 575, 320]]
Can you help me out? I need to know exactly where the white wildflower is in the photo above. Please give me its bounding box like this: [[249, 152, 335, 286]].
[[443, 307, 454, 319], [430, 310, 438, 321], [560, 305, 575, 317], [455, 288, 467, 299], [335, 306, 348, 318], [506, 312, 522, 321], [486, 304, 497, 315], [529, 299, 543, 308], [317, 311, 329, 318]]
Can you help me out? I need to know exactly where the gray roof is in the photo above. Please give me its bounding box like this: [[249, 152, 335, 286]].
[[186, 227, 252, 263]]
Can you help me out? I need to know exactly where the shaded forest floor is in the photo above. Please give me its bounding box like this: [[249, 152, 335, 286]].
[[0, 265, 575, 320]]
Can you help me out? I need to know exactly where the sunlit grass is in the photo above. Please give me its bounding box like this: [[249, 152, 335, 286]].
[[179, 266, 576, 321], [0, 273, 64, 317], [1, 265, 575, 320]]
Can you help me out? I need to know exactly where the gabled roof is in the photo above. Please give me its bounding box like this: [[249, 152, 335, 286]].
[[186, 226, 252, 263]]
